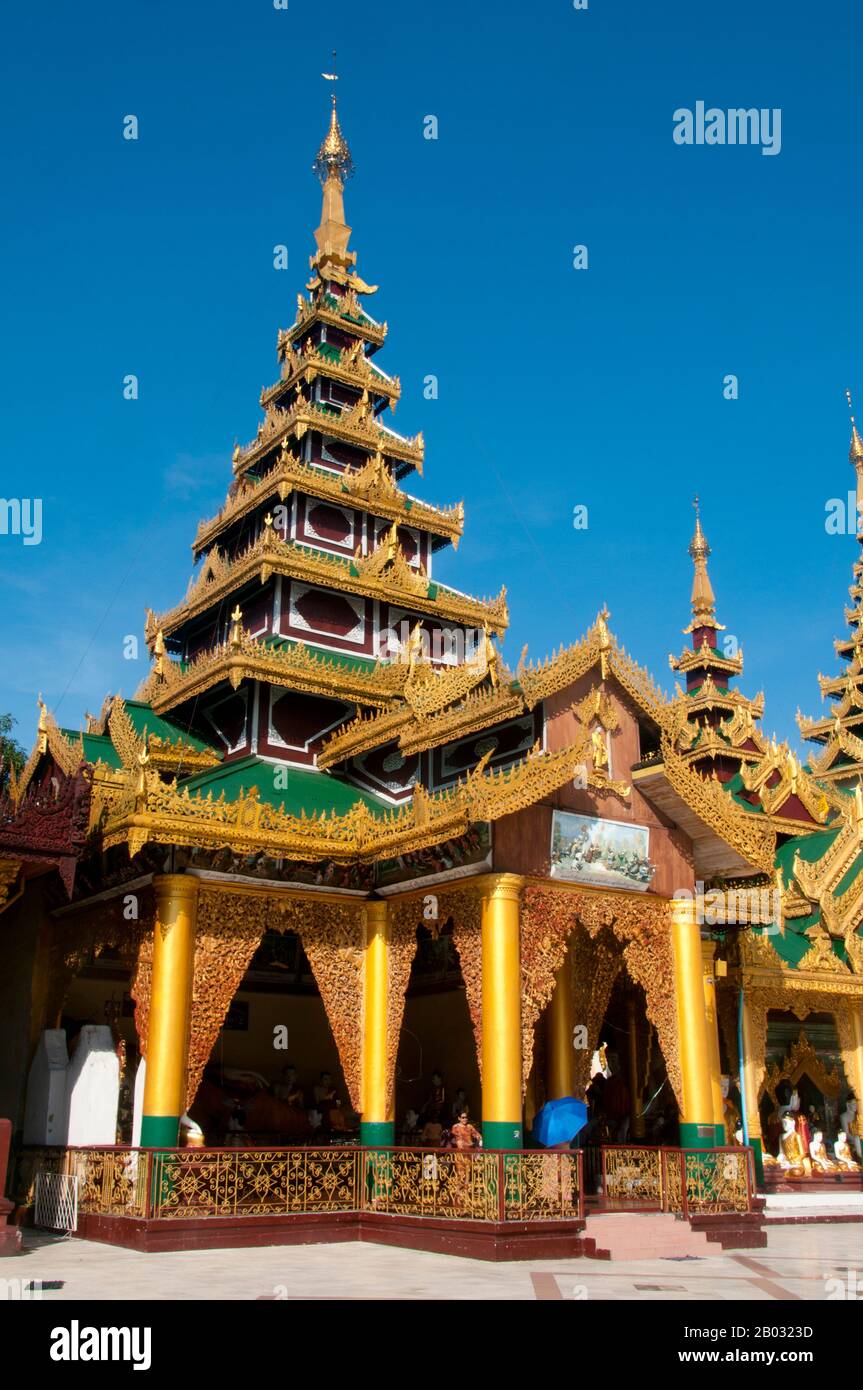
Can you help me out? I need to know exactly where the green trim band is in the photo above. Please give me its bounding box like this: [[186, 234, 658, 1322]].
[[140, 1115, 181, 1148], [360, 1121, 395, 1147], [482, 1120, 523, 1150], [678, 1121, 718, 1151], [748, 1137, 764, 1187]]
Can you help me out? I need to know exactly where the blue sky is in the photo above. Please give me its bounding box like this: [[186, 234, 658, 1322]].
[[1, 0, 862, 754]]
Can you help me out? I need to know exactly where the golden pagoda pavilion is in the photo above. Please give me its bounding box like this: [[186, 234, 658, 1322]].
[[2, 92, 863, 1252]]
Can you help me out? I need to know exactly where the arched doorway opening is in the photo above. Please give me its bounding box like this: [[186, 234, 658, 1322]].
[[393, 920, 480, 1144]]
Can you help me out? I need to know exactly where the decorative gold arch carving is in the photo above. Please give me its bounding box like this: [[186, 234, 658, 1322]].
[[49, 892, 153, 1036], [760, 1029, 842, 1108], [520, 886, 681, 1107], [184, 891, 270, 1109]]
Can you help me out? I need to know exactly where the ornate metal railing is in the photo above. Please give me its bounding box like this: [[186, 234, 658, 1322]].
[[598, 1144, 754, 1215], [363, 1149, 501, 1221], [19, 1143, 753, 1226], [503, 1151, 581, 1221], [15, 1147, 150, 1218], [19, 1146, 584, 1225], [150, 1147, 358, 1220], [601, 1145, 663, 1209]]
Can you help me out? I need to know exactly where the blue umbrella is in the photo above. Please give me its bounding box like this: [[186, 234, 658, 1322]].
[[532, 1097, 589, 1148]]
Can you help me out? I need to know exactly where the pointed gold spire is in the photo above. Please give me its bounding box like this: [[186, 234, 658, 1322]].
[[847, 390, 863, 464], [311, 63, 355, 277], [687, 496, 718, 628]]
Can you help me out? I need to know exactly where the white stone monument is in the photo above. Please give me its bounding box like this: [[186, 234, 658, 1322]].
[[65, 1025, 120, 1146], [23, 1029, 70, 1145]]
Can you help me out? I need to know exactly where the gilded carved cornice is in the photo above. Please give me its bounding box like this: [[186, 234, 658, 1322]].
[[262, 336, 400, 410], [139, 631, 410, 716], [658, 725, 778, 874], [90, 735, 589, 865], [194, 447, 462, 559], [739, 742, 832, 825], [283, 288, 388, 349], [316, 640, 502, 768], [9, 706, 83, 807], [516, 610, 668, 725], [151, 524, 508, 639], [233, 389, 420, 476], [669, 639, 743, 679]]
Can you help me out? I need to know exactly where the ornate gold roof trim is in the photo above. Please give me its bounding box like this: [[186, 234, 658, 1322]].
[[233, 391, 422, 477], [659, 726, 777, 873], [316, 645, 499, 768], [139, 633, 409, 716], [284, 289, 387, 349], [8, 705, 83, 807], [262, 337, 400, 410], [91, 735, 589, 865], [194, 447, 462, 559], [152, 528, 508, 639]]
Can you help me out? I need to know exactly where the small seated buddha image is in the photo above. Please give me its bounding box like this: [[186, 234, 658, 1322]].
[[834, 1131, 861, 1172], [778, 1114, 812, 1176], [809, 1129, 838, 1172]]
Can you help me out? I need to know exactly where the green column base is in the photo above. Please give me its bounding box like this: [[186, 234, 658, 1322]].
[[679, 1121, 717, 1151], [360, 1120, 394, 1147], [483, 1120, 523, 1150], [747, 1137, 764, 1187], [140, 1114, 180, 1148]]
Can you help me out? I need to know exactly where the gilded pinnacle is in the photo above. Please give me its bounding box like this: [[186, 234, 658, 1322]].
[[687, 497, 716, 626], [313, 94, 354, 186]]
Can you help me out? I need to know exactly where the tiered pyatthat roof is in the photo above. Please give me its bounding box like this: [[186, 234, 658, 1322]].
[[667, 500, 767, 779], [798, 410, 863, 789], [139, 92, 504, 735]]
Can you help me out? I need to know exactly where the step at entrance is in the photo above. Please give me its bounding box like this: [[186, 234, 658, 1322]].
[[582, 1211, 713, 1261]]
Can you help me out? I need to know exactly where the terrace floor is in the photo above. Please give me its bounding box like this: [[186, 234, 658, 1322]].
[[4, 1222, 861, 1301]]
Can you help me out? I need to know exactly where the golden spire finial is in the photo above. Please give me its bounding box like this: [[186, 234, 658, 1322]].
[[36, 695, 48, 754], [314, 54, 354, 186], [311, 57, 356, 278], [688, 495, 716, 627], [847, 389, 863, 465]]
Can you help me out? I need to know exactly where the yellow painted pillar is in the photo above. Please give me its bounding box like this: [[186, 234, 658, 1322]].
[[545, 942, 575, 1100], [140, 875, 198, 1147], [701, 940, 725, 1138], [846, 1005, 863, 1142], [360, 899, 393, 1146], [480, 873, 524, 1148], [670, 896, 716, 1149], [739, 990, 764, 1143]]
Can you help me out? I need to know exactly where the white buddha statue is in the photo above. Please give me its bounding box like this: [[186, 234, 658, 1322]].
[[809, 1129, 837, 1172], [834, 1131, 861, 1172]]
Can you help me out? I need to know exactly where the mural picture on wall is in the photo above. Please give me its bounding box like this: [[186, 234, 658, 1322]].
[[550, 811, 656, 892]]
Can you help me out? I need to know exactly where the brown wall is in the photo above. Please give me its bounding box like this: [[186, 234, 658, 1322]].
[[493, 671, 695, 896]]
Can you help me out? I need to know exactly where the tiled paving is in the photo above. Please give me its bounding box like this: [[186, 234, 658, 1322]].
[[1, 1224, 861, 1300]]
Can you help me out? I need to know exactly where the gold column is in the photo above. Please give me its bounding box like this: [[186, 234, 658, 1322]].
[[626, 992, 646, 1139], [360, 899, 393, 1144], [545, 942, 575, 1100], [739, 989, 763, 1142], [701, 940, 725, 1135], [670, 895, 715, 1148], [848, 1005, 863, 1121], [140, 875, 198, 1147], [480, 873, 524, 1148]]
